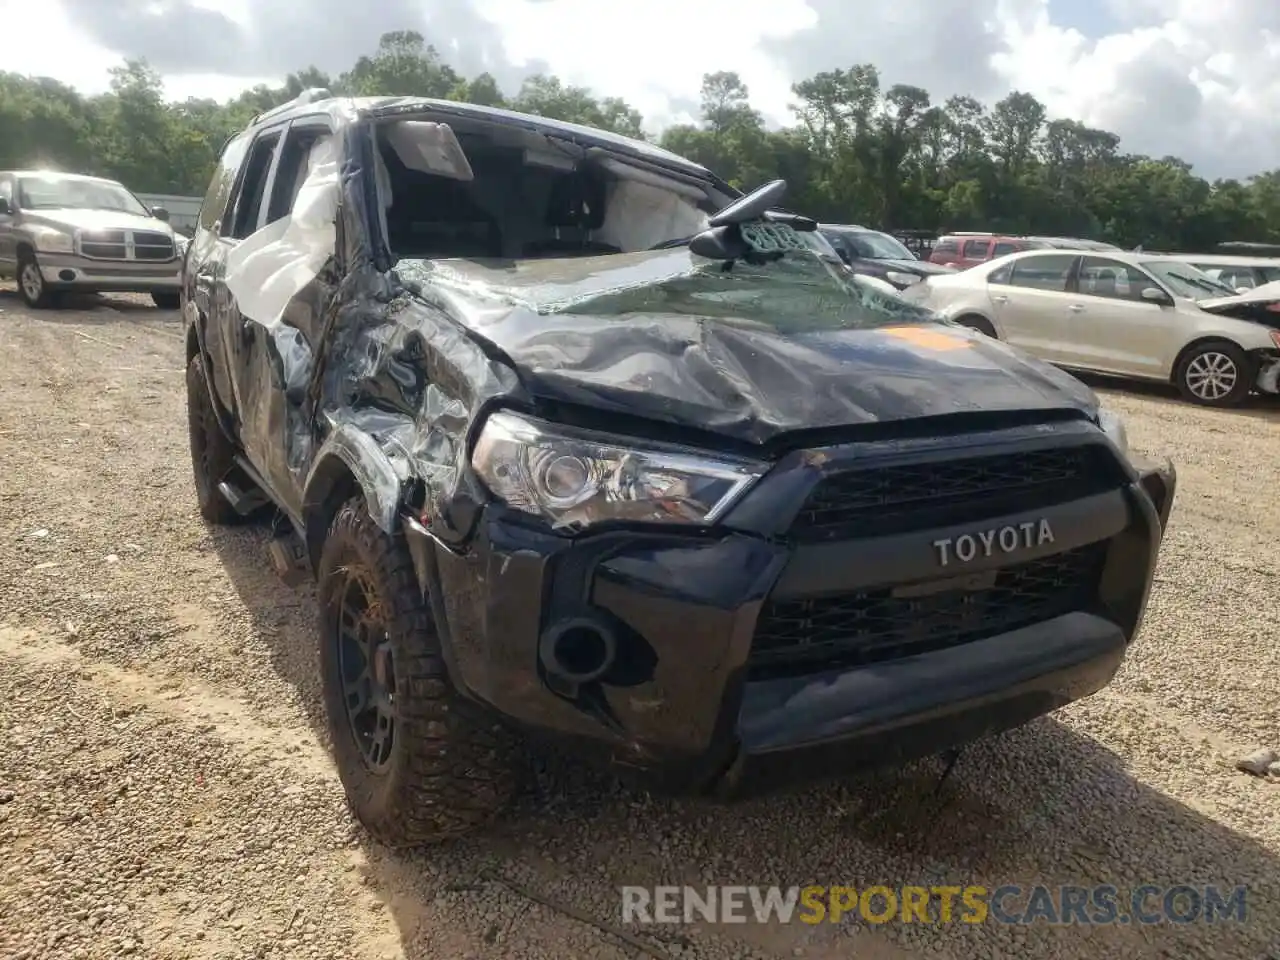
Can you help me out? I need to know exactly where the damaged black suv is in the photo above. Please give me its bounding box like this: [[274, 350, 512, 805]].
[[182, 88, 1177, 848]]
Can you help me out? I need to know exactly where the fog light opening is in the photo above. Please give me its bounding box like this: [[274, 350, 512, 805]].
[[58, 270, 76, 282], [540, 617, 617, 685]]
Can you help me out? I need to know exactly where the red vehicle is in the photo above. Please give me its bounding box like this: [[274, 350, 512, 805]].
[[929, 233, 1049, 269]]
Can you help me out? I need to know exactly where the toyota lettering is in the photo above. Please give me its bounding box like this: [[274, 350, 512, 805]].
[[933, 520, 1055, 567]]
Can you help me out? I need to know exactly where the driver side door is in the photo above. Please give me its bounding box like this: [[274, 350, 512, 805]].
[[0, 176, 16, 279]]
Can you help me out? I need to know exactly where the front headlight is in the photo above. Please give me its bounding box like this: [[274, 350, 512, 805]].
[[471, 412, 766, 530], [1098, 407, 1129, 457], [885, 270, 921, 287], [28, 225, 74, 254]]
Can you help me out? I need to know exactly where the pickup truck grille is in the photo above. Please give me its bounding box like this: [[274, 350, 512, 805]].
[[747, 541, 1107, 680], [78, 229, 175, 262], [790, 445, 1119, 540]]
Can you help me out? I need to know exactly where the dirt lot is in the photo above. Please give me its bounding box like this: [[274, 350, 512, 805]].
[[0, 288, 1277, 960]]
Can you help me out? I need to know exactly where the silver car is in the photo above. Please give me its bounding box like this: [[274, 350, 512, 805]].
[[0, 170, 182, 309]]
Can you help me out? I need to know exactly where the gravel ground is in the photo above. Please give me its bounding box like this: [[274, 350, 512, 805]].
[[1, 287, 1277, 960]]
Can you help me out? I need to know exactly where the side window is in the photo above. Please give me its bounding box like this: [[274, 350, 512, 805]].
[[988, 263, 1013, 285], [1259, 266, 1280, 284], [1077, 256, 1154, 300], [0, 177, 12, 205], [963, 239, 990, 259], [198, 135, 249, 232], [820, 233, 851, 263], [934, 239, 958, 254], [1008, 254, 1077, 292], [265, 126, 331, 225], [225, 132, 281, 240], [1214, 266, 1254, 290], [992, 241, 1017, 257]]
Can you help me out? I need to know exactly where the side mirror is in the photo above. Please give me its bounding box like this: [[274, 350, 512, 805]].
[[1140, 287, 1170, 304], [0, 197, 10, 215], [688, 225, 745, 261], [151, 206, 170, 222]]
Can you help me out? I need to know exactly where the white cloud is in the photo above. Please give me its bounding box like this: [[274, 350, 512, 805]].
[[471, 0, 816, 127], [3, 0, 1280, 179]]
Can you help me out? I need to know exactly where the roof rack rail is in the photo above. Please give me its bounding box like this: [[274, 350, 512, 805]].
[[249, 87, 333, 127], [950, 231, 995, 236]]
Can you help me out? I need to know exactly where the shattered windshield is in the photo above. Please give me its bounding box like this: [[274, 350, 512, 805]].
[[18, 176, 150, 215], [417, 245, 941, 334]]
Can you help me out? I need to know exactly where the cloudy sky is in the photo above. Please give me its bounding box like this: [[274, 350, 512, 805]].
[[3, 0, 1279, 180]]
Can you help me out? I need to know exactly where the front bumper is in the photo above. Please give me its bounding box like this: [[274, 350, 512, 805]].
[[36, 252, 181, 293], [404, 422, 1176, 797]]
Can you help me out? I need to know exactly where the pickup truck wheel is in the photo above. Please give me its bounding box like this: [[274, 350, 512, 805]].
[[1175, 340, 1252, 407], [185, 355, 245, 525], [152, 291, 181, 310], [17, 251, 56, 309], [317, 499, 519, 847]]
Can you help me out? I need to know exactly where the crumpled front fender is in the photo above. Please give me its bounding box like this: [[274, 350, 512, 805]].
[[301, 422, 412, 565]]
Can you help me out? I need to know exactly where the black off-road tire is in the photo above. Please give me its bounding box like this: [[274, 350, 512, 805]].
[[1174, 340, 1253, 407], [17, 249, 56, 309], [317, 499, 520, 847], [954, 314, 997, 337], [152, 291, 181, 310], [185, 354, 245, 525]]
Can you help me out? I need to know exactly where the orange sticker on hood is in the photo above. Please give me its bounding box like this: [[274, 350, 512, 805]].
[[882, 325, 970, 351]]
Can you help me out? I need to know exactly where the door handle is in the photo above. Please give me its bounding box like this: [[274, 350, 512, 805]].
[[1068, 304, 1085, 312], [991, 295, 1008, 304]]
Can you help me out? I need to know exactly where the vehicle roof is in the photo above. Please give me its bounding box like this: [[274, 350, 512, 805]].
[[994, 249, 1197, 267], [255, 94, 712, 180], [818, 223, 877, 234], [940, 233, 1023, 241], [3, 170, 124, 185], [1166, 252, 1280, 265]]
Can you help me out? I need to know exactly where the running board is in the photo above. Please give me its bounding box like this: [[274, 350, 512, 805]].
[[216, 479, 271, 517], [267, 533, 310, 588]]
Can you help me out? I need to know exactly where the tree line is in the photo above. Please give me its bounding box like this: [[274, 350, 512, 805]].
[[3, 29, 1278, 252]]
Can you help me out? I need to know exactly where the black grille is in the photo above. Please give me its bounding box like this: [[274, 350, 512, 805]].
[[748, 542, 1107, 680], [132, 230, 175, 260], [793, 445, 1116, 540]]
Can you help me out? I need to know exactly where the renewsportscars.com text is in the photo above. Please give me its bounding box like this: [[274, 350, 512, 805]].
[[620, 884, 1248, 926]]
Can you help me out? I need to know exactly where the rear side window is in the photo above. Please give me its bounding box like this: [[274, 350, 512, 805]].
[[1260, 266, 1280, 283], [225, 133, 281, 240], [197, 134, 249, 232], [934, 239, 958, 254], [1009, 254, 1077, 292], [963, 239, 990, 258], [992, 241, 1018, 257]]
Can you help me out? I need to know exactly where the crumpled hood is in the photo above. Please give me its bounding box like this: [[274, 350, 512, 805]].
[[1197, 278, 1280, 311], [397, 250, 1098, 445], [22, 209, 174, 235]]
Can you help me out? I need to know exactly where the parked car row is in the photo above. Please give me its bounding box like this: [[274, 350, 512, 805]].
[[900, 249, 1280, 407], [928, 232, 1121, 270]]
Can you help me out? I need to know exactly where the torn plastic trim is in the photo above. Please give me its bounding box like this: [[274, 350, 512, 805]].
[[302, 420, 410, 537]]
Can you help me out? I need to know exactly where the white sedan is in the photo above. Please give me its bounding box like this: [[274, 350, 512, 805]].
[[902, 249, 1280, 407]]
